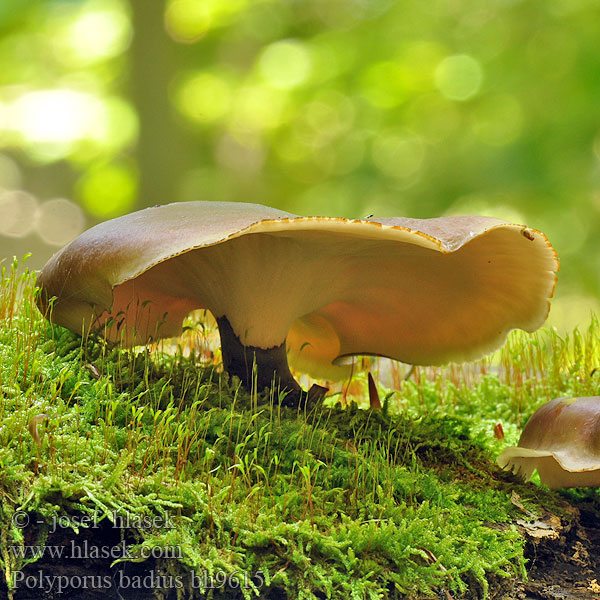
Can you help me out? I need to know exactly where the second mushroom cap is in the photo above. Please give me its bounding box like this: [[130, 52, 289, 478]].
[[497, 396, 600, 489]]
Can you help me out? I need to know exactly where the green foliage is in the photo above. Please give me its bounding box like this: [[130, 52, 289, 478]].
[[0, 259, 594, 599], [2, 0, 600, 317]]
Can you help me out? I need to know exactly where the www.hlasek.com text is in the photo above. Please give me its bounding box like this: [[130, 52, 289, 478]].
[[11, 539, 182, 561]]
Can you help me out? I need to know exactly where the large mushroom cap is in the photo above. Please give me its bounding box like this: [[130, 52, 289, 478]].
[[37, 201, 558, 381], [497, 397, 600, 489]]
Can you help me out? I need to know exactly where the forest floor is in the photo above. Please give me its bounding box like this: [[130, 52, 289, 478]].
[[2, 258, 600, 600]]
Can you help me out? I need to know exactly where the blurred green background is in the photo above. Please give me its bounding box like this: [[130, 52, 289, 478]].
[[1, 0, 599, 330]]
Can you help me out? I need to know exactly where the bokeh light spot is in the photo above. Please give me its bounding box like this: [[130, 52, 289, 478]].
[[6, 90, 135, 162], [76, 163, 137, 218], [231, 85, 287, 132], [434, 54, 483, 101], [0, 190, 38, 238], [10, 90, 102, 144], [258, 40, 311, 90], [66, 6, 131, 63], [360, 62, 407, 108], [165, 0, 210, 44], [175, 72, 231, 123], [36, 198, 85, 246]]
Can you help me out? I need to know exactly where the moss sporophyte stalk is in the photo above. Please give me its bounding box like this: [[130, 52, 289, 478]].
[[1, 255, 597, 599]]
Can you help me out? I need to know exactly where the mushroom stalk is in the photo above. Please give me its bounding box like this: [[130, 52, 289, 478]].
[[216, 316, 327, 407]]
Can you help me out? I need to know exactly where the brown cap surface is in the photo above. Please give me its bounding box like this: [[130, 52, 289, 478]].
[[497, 397, 600, 489]]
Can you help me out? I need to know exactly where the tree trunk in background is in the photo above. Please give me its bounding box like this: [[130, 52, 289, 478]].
[[129, 0, 192, 208]]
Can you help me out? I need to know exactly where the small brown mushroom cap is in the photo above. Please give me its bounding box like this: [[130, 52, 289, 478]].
[[37, 201, 558, 381], [497, 397, 600, 489]]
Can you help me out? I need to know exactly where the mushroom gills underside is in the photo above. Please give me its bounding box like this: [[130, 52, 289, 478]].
[[499, 451, 600, 489]]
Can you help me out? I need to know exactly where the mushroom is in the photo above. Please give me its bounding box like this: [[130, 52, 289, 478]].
[[37, 201, 558, 407], [497, 397, 600, 489]]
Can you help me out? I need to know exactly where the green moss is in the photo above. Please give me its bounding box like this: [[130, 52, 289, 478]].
[[0, 256, 596, 599]]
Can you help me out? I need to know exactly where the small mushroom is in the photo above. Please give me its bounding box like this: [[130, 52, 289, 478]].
[[37, 201, 558, 406], [28, 414, 48, 448], [497, 397, 600, 489]]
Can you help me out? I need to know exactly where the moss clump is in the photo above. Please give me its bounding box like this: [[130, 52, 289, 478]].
[[0, 256, 596, 599]]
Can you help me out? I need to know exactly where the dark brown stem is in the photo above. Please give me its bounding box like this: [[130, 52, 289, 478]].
[[216, 316, 327, 407]]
